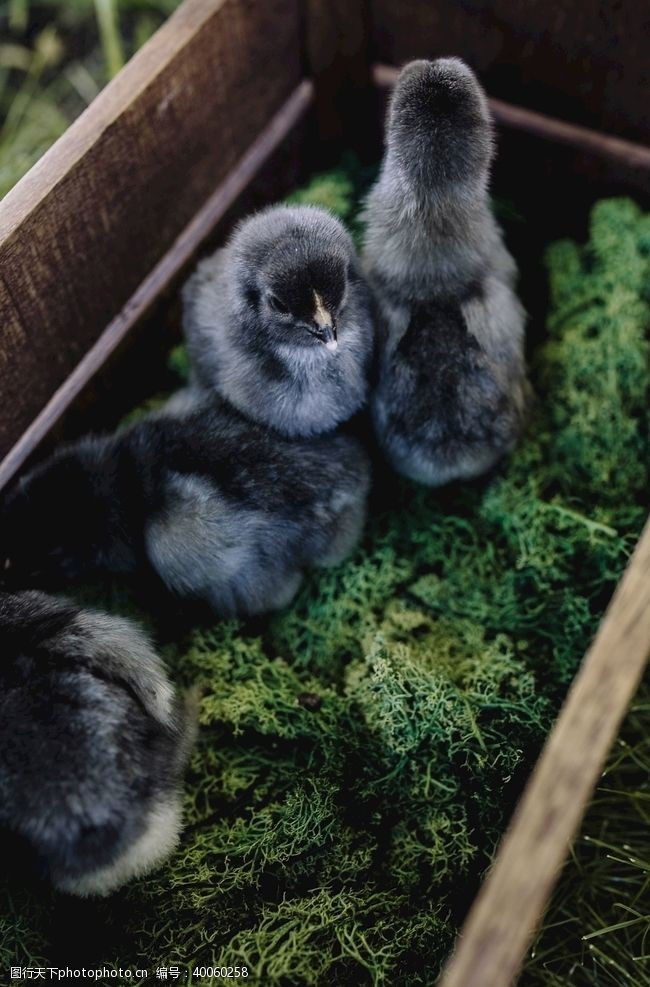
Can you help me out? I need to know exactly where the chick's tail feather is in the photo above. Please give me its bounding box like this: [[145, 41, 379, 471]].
[[0, 433, 143, 588]]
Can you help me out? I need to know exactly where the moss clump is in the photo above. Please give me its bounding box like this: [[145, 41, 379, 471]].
[[167, 342, 192, 385], [539, 198, 650, 509], [286, 167, 355, 223], [1, 175, 648, 986], [285, 152, 378, 246]]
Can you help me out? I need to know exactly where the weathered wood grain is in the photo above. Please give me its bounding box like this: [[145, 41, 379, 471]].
[[439, 519, 650, 987], [369, 0, 650, 144], [0, 0, 302, 461]]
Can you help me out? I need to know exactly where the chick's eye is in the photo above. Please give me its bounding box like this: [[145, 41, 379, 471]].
[[269, 294, 289, 315]]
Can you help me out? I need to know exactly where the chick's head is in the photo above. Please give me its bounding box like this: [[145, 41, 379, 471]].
[[233, 205, 354, 354]]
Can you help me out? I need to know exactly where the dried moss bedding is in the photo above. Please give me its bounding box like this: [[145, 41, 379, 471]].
[[1, 168, 648, 985]]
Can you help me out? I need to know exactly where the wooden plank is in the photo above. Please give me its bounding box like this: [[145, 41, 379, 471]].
[[368, 0, 650, 144], [0, 0, 302, 461], [0, 80, 313, 495], [373, 65, 650, 174], [0, 277, 37, 458], [438, 519, 650, 987]]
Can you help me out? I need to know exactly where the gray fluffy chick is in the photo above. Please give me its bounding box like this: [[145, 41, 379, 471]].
[[182, 205, 375, 437], [0, 392, 370, 616], [362, 58, 530, 486], [0, 590, 193, 896]]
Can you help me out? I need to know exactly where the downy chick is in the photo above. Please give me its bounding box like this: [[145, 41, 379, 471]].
[[182, 205, 375, 437], [0, 393, 370, 616], [0, 590, 193, 896], [362, 58, 530, 486]]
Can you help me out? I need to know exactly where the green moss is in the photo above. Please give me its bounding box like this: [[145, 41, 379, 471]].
[[285, 152, 378, 246], [286, 168, 355, 222], [540, 199, 650, 508], [167, 342, 191, 385], [1, 170, 648, 985]]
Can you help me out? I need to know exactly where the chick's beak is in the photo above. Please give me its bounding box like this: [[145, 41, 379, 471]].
[[312, 320, 338, 352], [312, 291, 338, 352]]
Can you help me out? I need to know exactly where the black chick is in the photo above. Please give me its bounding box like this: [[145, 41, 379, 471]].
[[0, 393, 370, 616], [0, 590, 193, 895], [182, 205, 375, 437], [362, 58, 530, 486]]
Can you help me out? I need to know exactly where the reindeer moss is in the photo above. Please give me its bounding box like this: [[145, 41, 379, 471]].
[[1, 175, 648, 985]]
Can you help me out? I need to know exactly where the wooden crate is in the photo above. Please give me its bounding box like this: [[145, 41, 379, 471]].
[[1, 2, 649, 983]]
